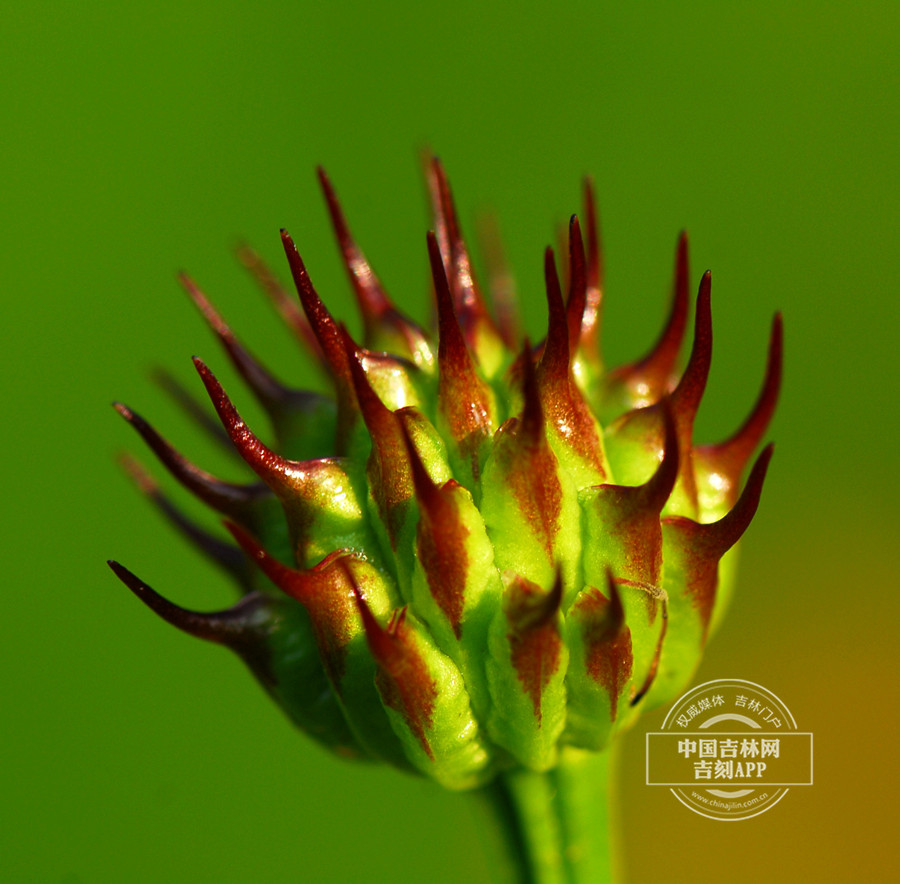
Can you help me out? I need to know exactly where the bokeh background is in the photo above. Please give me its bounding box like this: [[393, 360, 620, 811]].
[[4, 3, 898, 882]]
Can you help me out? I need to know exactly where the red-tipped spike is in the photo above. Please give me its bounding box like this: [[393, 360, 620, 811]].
[[505, 571, 565, 723], [119, 453, 251, 590], [226, 521, 303, 601], [317, 166, 393, 322], [519, 338, 544, 445], [191, 358, 304, 491], [623, 231, 690, 397], [494, 343, 564, 562], [226, 522, 357, 684], [579, 177, 604, 360], [537, 248, 609, 483], [342, 329, 395, 433], [566, 216, 588, 357], [349, 578, 396, 663], [701, 443, 774, 554], [428, 231, 475, 367], [180, 273, 304, 417], [341, 328, 414, 541], [108, 561, 264, 646], [573, 573, 634, 720], [662, 445, 774, 633], [639, 400, 680, 513], [280, 230, 358, 445], [585, 406, 676, 587], [538, 247, 570, 385], [108, 561, 277, 688], [399, 423, 468, 637], [491, 341, 563, 563], [665, 272, 712, 511], [427, 158, 501, 347], [428, 232, 493, 474], [234, 242, 322, 358], [671, 271, 712, 420], [696, 313, 782, 499], [351, 589, 437, 759], [113, 402, 269, 518], [318, 173, 433, 366], [399, 420, 443, 512]]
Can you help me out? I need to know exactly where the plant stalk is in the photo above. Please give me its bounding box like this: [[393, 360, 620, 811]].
[[475, 746, 621, 884]]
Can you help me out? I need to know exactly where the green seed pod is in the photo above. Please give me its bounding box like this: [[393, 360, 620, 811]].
[[110, 159, 780, 788]]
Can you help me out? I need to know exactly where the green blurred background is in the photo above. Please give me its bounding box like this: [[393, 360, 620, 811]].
[[3, 2, 898, 882]]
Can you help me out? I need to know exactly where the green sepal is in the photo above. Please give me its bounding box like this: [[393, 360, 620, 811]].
[[259, 593, 366, 758], [323, 559, 415, 771], [480, 418, 581, 598], [407, 476, 503, 720], [486, 573, 569, 772], [282, 457, 380, 569], [641, 518, 710, 708], [360, 604, 494, 790], [563, 580, 633, 751], [358, 349, 430, 413]]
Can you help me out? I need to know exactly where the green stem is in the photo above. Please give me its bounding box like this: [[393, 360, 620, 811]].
[[475, 747, 621, 884]]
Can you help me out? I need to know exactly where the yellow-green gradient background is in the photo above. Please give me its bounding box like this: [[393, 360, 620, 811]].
[[3, 3, 897, 882]]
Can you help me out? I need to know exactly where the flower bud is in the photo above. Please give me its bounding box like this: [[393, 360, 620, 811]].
[[111, 161, 779, 786]]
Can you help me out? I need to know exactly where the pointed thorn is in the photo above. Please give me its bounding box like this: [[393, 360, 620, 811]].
[[539, 247, 570, 384], [509, 569, 564, 633], [108, 560, 261, 645], [398, 417, 459, 524], [430, 157, 462, 255], [640, 399, 680, 512], [631, 231, 690, 388], [343, 326, 415, 508], [191, 358, 299, 489], [539, 569, 565, 627], [340, 325, 392, 434], [280, 229, 352, 383], [428, 230, 493, 459], [428, 230, 468, 362], [505, 571, 565, 724], [180, 273, 296, 412], [317, 166, 393, 322], [519, 337, 544, 444], [112, 401, 268, 517], [119, 454, 250, 587], [348, 575, 396, 663], [428, 158, 498, 343], [224, 520, 298, 594], [574, 571, 633, 719], [234, 241, 322, 356], [352, 585, 436, 758], [671, 271, 712, 420], [704, 443, 775, 553], [700, 312, 783, 475]]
